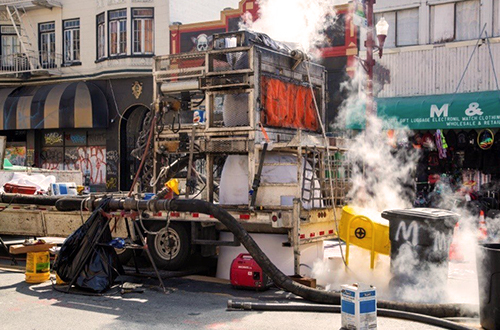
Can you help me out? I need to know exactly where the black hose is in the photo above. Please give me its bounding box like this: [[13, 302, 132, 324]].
[[56, 197, 478, 318], [226, 301, 474, 330], [0, 193, 84, 206]]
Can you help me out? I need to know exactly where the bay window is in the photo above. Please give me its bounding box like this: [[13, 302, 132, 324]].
[[109, 9, 127, 56], [97, 13, 105, 59], [132, 8, 154, 55]]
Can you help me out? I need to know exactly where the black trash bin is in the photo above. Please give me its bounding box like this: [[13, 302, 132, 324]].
[[381, 208, 458, 299], [476, 243, 500, 330]]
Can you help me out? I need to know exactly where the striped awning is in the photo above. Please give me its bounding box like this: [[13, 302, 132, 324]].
[[0, 82, 109, 130]]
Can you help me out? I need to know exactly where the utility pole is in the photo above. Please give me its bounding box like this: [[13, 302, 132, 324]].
[[357, 0, 388, 128], [365, 0, 375, 122]]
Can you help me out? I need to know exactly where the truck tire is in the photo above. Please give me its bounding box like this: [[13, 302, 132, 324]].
[[115, 248, 133, 265], [146, 222, 190, 270]]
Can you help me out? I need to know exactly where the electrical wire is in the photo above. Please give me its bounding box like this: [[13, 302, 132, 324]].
[[108, 79, 126, 122], [454, 24, 487, 94], [128, 114, 157, 197], [484, 30, 500, 91]]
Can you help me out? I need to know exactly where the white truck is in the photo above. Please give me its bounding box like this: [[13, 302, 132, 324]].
[[0, 31, 350, 276]]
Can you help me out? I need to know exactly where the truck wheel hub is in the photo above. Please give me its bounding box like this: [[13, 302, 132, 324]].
[[155, 228, 181, 260]]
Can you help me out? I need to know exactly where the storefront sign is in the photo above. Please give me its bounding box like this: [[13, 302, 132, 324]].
[[374, 91, 500, 130], [352, 0, 367, 27], [478, 129, 494, 150]]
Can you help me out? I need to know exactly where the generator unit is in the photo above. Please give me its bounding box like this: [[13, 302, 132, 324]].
[[230, 253, 271, 290]]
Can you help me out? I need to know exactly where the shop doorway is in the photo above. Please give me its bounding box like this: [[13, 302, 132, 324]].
[[120, 105, 149, 191]]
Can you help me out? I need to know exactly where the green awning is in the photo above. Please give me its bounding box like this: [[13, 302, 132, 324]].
[[346, 91, 500, 130]]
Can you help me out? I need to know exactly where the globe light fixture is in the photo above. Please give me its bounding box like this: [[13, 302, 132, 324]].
[[376, 17, 389, 58]]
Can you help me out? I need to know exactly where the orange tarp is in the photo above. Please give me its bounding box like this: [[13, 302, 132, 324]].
[[260, 76, 319, 131]]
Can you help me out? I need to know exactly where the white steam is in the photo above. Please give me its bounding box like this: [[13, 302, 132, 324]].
[[241, 0, 338, 54], [244, 0, 483, 306]]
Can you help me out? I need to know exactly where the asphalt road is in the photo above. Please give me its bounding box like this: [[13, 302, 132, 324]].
[[0, 267, 476, 330]]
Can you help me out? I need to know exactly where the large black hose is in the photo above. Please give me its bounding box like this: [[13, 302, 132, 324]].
[[0, 193, 83, 206], [226, 301, 474, 330], [57, 197, 477, 318]]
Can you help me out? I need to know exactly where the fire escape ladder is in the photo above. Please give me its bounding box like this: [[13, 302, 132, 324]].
[[6, 5, 40, 72]]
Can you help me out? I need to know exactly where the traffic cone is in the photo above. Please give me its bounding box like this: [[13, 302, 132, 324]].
[[478, 210, 488, 241], [449, 222, 464, 262]]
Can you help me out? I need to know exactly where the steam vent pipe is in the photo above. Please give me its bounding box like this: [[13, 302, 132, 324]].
[[53, 197, 477, 318]]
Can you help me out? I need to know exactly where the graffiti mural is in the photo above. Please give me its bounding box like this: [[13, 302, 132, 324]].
[[106, 177, 118, 190], [40, 148, 64, 170], [65, 133, 86, 145], [64, 146, 107, 185], [44, 132, 63, 145], [40, 146, 107, 185], [5, 146, 26, 166]]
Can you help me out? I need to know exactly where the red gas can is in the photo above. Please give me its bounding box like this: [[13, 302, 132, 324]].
[[230, 253, 270, 291]]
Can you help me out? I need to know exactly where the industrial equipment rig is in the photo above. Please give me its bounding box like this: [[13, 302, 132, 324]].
[[0, 31, 351, 275]]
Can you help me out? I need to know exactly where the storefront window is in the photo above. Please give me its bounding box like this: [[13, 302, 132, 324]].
[[40, 130, 107, 190]]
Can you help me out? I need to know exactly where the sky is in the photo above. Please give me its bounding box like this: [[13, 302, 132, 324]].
[[170, 0, 242, 25]]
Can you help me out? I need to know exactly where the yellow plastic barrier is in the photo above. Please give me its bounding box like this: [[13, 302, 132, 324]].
[[339, 206, 391, 269]]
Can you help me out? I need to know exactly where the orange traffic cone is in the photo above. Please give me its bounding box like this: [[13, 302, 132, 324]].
[[478, 210, 488, 241], [449, 222, 464, 262]]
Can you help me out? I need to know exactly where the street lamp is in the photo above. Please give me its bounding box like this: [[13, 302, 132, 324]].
[[376, 17, 389, 58], [361, 0, 389, 125]]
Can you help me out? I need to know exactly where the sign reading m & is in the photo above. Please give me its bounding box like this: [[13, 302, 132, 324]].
[[430, 104, 449, 118]]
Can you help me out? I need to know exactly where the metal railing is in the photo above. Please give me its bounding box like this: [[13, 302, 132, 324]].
[[0, 51, 62, 75]]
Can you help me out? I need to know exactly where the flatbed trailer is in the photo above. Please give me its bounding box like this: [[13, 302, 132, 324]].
[[0, 31, 351, 276]]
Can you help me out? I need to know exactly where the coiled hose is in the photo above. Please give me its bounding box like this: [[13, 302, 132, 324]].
[[55, 197, 478, 319]]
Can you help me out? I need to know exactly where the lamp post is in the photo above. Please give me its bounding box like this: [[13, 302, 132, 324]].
[[361, 0, 389, 125]]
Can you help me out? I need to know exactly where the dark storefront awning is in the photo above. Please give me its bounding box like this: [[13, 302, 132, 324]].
[[347, 91, 500, 130], [0, 82, 109, 130]]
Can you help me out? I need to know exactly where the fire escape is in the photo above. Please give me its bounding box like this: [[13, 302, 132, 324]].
[[0, 0, 62, 77]]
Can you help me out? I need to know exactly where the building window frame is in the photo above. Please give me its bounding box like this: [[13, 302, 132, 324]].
[[455, 0, 480, 41], [97, 12, 106, 60], [132, 7, 154, 55], [0, 25, 21, 68], [39, 21, 56, 68], [395, 8, 419, 47], [63, 18, 80, 66], [494, 0, 500, 37], [108, 8, 127, 57], [429, 1, 480, 44]]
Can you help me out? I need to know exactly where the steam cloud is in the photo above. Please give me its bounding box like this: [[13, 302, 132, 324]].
[[243, 0, 482, 305], [241, 0, 338, 54]]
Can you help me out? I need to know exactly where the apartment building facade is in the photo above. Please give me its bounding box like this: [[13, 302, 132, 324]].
[[0, 0, 169, 191]]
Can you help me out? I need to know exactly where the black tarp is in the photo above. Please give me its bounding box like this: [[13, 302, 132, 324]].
[[53, 198, 123, 292]]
